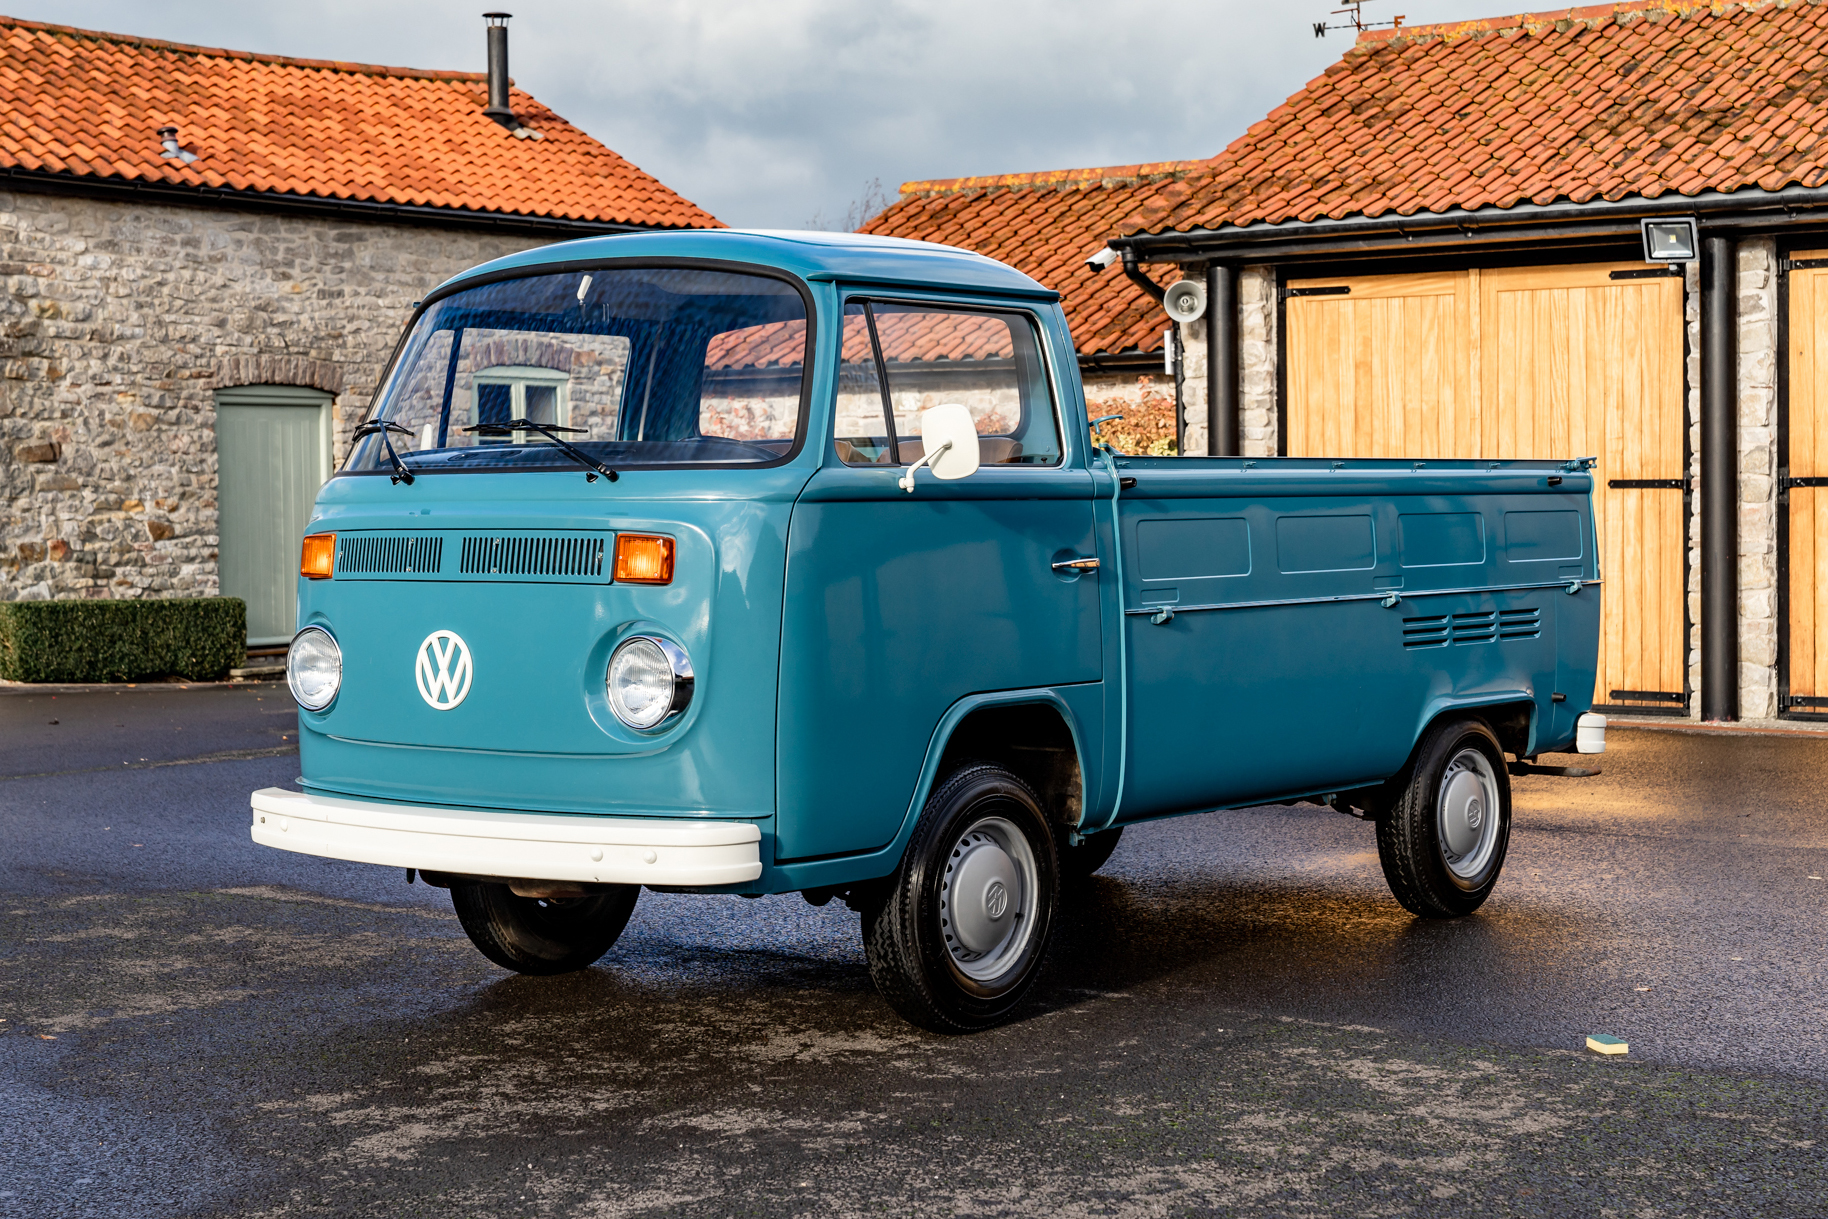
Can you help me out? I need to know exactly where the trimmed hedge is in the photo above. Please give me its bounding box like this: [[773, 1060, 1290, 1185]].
[[0, 597, 247, 683]]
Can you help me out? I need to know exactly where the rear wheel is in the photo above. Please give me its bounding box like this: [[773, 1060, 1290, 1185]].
[[1375, 717, 1511, 918], [450, 883, 640, 975], [863, 764, 1058, 1032]]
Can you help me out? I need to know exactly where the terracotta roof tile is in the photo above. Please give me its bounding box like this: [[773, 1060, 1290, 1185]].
[[0, 14, 718, 229], [1122, 0, 1828, 238]]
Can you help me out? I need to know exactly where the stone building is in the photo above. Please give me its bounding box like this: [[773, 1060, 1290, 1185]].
[[0, 15, 718, 644], [867, 0, 1828, 726]]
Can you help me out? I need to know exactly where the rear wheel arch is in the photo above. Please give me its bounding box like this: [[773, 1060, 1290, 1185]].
[[1411, 697, 1535, 763]]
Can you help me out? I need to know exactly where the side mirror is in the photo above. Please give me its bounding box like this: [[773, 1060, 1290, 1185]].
[[899, 403, 981, 493]]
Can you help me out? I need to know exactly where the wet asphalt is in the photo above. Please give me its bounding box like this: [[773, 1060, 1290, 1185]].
[[2, 684, 1827, 1217]]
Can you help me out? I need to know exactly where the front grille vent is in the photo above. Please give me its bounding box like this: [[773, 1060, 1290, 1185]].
[[459, 534, 606, 577], [1403, 607, 1541, 648], [338, 534, 442, 574]]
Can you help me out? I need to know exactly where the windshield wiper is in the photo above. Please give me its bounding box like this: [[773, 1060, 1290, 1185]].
[[463, 420, 619, 483], [351, 420, 417, 485]]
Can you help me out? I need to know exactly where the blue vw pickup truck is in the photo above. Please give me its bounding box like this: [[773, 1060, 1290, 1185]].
[[253, 231, 1604, 1032]]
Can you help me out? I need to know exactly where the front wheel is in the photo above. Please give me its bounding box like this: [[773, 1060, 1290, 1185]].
[[863, 764, 1059, 1032], [1375, 717, 1511, 918], [451, 883, 640, 975]]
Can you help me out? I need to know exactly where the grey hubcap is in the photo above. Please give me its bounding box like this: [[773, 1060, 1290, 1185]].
[[939, 816, 1038, 983], [1437, 747, 1501, 881]]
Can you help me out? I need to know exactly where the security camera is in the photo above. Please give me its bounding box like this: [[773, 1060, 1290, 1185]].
[[1084, 247, 1120, 273]]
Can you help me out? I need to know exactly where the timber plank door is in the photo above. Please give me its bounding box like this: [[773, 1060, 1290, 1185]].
[[1481, 265, 1687, 712], [1785, 250, 1828, 716], [1284, 262, 1687, 711], [1284, 271, 1477, 458], [214, 385, 334, 646]]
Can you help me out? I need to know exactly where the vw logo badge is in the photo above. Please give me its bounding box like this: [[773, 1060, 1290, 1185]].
[[984, 880, 1009, 921], [414, 630, 473, 711]]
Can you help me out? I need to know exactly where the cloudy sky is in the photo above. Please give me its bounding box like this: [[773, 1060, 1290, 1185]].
[[22, 0, 1509, 228]]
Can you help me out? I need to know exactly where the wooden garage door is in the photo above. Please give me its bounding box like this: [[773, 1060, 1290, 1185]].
[[1785, 250, 1828, 714], [1286, 263, 1687, 711]]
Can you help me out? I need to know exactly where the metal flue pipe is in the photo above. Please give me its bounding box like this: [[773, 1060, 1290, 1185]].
[[484, 13, 515, 127]]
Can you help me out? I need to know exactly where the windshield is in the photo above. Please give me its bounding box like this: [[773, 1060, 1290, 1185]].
[[346, 265, 810, 475]]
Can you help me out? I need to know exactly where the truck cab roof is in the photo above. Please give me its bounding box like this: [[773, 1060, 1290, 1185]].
[[437, 229, 1059, 301]]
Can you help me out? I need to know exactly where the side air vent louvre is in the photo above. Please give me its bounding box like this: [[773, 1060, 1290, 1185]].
[[338, 534, 442, 574], [460, 534, 606, 578], [1403, 608, 1540, 648], [1499, 607, 1542, 639], [1451, 611, 1498, 645], [1402, 615, 1449, 648]]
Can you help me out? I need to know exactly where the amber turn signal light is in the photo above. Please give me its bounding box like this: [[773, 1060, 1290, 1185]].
[[614, 533, 674, 584], [300, 532, 336, 579]]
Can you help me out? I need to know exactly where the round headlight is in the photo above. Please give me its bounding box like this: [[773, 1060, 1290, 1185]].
[[287, 627, 343, 711], [606, 636, 693, 730]]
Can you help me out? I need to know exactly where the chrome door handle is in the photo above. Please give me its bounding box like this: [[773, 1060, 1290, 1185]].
[[1052, 556, 1100, 573]]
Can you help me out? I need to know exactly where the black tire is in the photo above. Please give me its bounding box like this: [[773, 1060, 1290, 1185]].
[[1060, 825, 1123, 879], [1375, 717, 1511, 918], [450, 883, 640, 975], [862, 764, 1059, 1033]]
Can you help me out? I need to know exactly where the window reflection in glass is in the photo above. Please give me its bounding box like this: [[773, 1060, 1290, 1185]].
[[349, 267, 809, 475]]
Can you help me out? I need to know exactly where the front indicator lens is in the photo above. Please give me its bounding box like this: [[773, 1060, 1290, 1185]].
[[614, 533, 674, 584], [301, 532, 335, 579], [287, 627, 343, 711], [606, 636, 693, 730]]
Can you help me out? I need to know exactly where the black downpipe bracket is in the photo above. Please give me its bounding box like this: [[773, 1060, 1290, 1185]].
[[1206, 263, 1239, 457], [1701, 235, 1739, 722]]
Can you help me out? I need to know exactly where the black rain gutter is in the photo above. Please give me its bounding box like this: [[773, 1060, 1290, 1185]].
[[1108, 184, 1828, 264], [0, 167, 664, 238]]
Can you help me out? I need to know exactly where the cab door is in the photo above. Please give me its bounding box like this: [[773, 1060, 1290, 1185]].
[[776, 299, 1100, 861]]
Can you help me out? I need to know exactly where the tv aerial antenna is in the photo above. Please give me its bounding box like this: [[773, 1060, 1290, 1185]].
[[1314, 0, 1406, 37]]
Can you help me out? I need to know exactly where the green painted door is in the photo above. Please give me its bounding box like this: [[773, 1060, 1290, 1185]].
[[215, 386, 333, 645]]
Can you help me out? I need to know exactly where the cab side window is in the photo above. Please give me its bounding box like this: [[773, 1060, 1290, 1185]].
[[835, 300, 1062, 467]]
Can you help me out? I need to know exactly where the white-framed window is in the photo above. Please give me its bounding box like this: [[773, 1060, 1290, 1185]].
[[469, 365, 571, 443]]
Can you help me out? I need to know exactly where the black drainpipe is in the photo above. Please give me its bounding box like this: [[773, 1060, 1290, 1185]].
[[1701, 234, 1739, 722], [1206, 263, 1239, 456], [484, 12, 516, 128]]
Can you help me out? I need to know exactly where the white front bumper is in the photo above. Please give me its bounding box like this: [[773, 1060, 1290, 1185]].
[[249, 787, 763, 887]]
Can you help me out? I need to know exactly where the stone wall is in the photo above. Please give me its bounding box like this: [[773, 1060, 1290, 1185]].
[[0, 189, 547, 602], [1735, 240, 1780, 719], [1240, 267, 1278, 458]]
